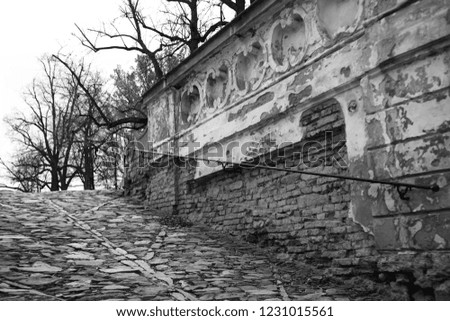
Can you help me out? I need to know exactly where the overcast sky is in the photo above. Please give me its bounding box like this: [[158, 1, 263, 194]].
[[0, 0, 162, 185]]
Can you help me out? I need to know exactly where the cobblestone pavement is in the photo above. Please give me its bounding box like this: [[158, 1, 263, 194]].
[[0, 190, 390, 301]]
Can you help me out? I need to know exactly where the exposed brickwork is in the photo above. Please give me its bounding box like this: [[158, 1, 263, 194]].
[[145, 162, 176, 215], [124, 148, 148, 199], [137, 99, 377, 268]]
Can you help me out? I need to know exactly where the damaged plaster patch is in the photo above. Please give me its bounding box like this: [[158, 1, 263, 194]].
[[437, 175, 447, 188], [340, 66, 351, 77], [409, 221, 423, 240], [228, 92, 275, 122], [366, 113, 390, 147], [434, 234, 447, 249], [348, 203, 373, 234], [368, 184, 381, 198], [288, 85, 312, 106], [378, 37, 397, 61], [385, 106, 414, 142], [426, 196, 435, 205], [287, 67, 315, 92], [384, 189, 397, 212], [397, 217, 409, 247], [260, 104, 280, 120]]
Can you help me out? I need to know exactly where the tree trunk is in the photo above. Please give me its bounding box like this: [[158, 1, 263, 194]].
[[59, 166, 69, 191], [83, 115, 95, 190], [189, 0, 200, 52], [83, 143, 95, 190], [236, 0, 245, 14], [50, 167, 59, 191]]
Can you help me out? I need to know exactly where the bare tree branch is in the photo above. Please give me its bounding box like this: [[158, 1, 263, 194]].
[[53, 55, 148, 131], [74, 0, 165, 79]]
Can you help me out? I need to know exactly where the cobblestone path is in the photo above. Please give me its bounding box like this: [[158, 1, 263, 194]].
[[0, 190, 388, 301]]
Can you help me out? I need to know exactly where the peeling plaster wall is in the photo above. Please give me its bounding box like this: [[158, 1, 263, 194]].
[[126, 0, 450, 295], [148, 91, 176, 144], [363, 47, 450, 252]]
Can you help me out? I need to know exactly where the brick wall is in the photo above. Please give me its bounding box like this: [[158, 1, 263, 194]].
[[146, 163, 176, 215], [124, 148, 147, 198]]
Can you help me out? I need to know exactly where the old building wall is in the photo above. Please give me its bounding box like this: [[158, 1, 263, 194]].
[[126, 0, 450, 297], [179, 99, 378, 267]]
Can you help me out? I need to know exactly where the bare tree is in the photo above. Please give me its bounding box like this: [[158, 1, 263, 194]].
[[94, 135, 127, 190], [6, 55, 131, 191], [6, 56, 84, 191], [0, 153, 44, 192], [76, 0, 165, 79], [54, 55, 149, 131], [110, 52, 182, 112], [71, 95, 107, 190], [75, 0, 229, 82], [142, 0, 228, 53], [52, 54, 154, 190], [111, 59, 152, 110]]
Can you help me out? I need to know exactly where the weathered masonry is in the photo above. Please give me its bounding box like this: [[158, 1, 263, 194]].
[[125, 0, 450, 299]]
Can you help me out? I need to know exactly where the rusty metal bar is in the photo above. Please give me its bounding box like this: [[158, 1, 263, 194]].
[[148, 151, 440, 195]]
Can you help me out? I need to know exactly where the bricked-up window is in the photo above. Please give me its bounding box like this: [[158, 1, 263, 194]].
[[299, 99, 347, 169]]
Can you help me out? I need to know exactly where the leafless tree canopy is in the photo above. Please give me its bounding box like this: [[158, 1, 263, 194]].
[[54, 55, 148, 131], [75, 0, 254, 82], [4, 56, 127, 191], [5, 56, 83, 190], [0, 153, 43, 192]]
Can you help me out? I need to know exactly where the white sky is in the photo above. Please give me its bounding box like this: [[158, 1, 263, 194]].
[[0, 0, 163, 185]]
